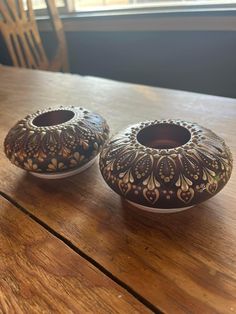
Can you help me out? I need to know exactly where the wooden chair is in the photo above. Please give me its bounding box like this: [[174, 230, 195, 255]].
[[0, 0, 69, 72], [45, 0, 69, 72]]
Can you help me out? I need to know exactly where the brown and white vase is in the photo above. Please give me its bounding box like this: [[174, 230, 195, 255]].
[[99, 119, 233, 213], [4, 106, 109, 179]]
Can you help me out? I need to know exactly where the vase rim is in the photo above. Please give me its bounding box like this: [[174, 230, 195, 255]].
[[126, 119, 199, 154], [26, 106, 85, 130], [136, 122, 192, 150]]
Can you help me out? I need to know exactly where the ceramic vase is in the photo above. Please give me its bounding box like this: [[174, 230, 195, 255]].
[[99, 119, 233, 213]]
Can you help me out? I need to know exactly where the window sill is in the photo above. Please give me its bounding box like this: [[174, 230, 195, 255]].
[[37, 6, 236, 32]]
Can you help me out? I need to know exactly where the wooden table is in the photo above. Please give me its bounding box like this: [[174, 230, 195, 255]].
[[0, 65, 235, 314]]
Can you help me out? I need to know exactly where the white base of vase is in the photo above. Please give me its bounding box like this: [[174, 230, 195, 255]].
[[31, 157, 97, 179], [127, 200, 194, 213]]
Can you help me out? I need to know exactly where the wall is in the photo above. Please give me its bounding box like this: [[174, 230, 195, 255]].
[[1, 10, 236, 98], [40, 29, 236, 98]]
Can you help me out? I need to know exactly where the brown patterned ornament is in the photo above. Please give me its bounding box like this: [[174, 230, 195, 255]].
[[99, 119, 233, 213], [4, 106, 109, 179]]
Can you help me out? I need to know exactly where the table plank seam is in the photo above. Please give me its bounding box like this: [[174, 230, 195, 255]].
[[0, 191, 161, 314]]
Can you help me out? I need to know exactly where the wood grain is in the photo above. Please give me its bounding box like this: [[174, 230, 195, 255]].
[[0, 196, 149, 313], [0, 66, 236, 313]]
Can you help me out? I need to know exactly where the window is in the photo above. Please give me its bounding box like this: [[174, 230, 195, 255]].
[[30, 0, 236, 14], [29, 0, 65, 10], [23, 0, 66, 15], [72, 0, 236, 12]]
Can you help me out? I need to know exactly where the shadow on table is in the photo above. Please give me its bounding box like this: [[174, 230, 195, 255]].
[[7, 164, 229, 267], [119, 196, 229, 256]]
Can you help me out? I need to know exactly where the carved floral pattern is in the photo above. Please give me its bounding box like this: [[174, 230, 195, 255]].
[[5, 106, 109, 173], [99, 119, 233, 209]]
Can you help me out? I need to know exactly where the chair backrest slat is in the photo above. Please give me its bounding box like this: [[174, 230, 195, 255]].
[[45, 0, 69, 72], [11, 33, 27, 67], [18, 0, 27, 22], [26, 0, 35, 22]]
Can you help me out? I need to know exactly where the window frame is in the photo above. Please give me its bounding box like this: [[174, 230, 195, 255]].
[[33, 0, 236, 16], [35, 0, 236, 33]]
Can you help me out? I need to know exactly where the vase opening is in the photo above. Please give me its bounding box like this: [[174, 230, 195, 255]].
[[32, 110, 75, 127], [137, 123, 191, 149]]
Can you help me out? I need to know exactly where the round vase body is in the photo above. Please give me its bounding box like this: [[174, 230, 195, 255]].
[[4, 106, 109, 178], [99, 119, 233, 212]]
